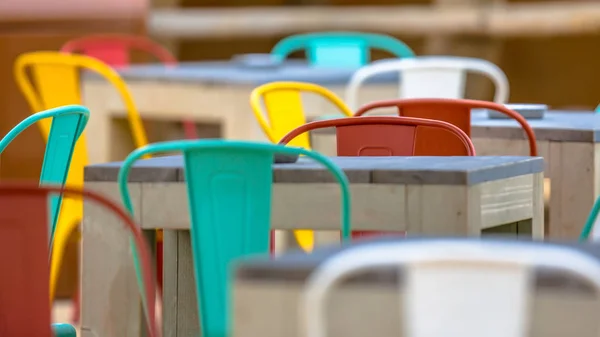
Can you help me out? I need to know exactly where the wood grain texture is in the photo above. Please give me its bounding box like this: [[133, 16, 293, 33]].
[[149, 2, 600, 38]]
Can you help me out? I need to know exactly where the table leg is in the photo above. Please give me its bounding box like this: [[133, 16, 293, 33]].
[[547, 142, 600, 239], [81, 182, 145, 337], [163, 230, 179, 337], [171, 230, 200, 337]]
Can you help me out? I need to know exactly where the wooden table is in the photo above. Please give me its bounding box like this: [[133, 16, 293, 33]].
[[312, 109, 600, 240], [234, 237, 600, 337], [81, 155, 543, 337], [471, 110, 600, 239], [81, 60, 398, 164]]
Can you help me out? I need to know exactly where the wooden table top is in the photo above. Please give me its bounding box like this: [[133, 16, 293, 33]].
[[471, 110, 600, 142], [235, 237, 600, 294], [85, 60, 399, 86], [84, 155, 543, 185], [312, 110, 600, 142]]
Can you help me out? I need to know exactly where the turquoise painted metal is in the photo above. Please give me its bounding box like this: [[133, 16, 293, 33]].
[[51, 323, 77, 337], [118, 140, 352, 337], [580, 197, 600, 240], [271, 31, 415, 68], [0, 105, 89, 241]]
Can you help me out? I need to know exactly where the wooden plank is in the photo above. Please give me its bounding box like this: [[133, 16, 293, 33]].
[[149, 2, 600, 39], [149, 6, 481, 38], [487, 2, 600, 37]]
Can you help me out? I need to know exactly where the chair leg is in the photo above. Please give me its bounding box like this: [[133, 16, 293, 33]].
[[182, 120, 198, 139], [157, 236, 163, 289], [71, 281, 80, 324], [269, 231, 275, 257]]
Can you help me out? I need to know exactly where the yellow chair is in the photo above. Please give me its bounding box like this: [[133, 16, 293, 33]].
[[249, 81, 353, 252], [14, 51, 149, 302]]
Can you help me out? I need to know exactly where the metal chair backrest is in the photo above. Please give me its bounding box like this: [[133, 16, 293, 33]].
[[303, 239, 600, 337], [61, 33, 177, 68], [250, 81, 354, 148], [0, 183, 160, 337], [345, 56, 509, 109], [271, 31, 414, 68], [278, 116, 476, 156], [0, 105, 89, 241], [118, 139, 352, 337], [355, 98, 537, 156], [250, 81, 353, 252]]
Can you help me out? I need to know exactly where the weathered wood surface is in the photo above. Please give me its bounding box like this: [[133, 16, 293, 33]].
[[149, 2, 600, 38]]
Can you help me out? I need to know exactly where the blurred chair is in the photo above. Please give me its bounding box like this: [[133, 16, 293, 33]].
[[303, 239, 600, 337], [0, 183, 161, 337], [346, 56, 509, 110], [596, 104, 600, 112], [250, 81, 353, 252], [61, 33, 176, 68], [118, 140, 351, 337], [271, 32, 415, 68], [60, 33, 198, 140], [14, 51, 150, 305], [355, 98, 537, 156], [279, 116, 475, 239]]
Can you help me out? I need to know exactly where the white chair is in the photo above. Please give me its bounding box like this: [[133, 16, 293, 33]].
[[345, 56, 510, 110], [302, 240, 600, 337]]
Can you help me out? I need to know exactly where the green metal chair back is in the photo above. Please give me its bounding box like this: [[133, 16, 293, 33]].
[[0, 105, 89, 240], [271, 31, 415, 68], [118, 139, 352, 337], [580, 196, 600, 240]]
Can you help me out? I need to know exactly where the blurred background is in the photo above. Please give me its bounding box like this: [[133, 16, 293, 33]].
[[1, 0, 599, 299]]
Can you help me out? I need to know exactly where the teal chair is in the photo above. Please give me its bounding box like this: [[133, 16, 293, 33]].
[[0, 105, 88, 336], [0, 104, 89, 241], [596, 104, 600, 112], [118, 140, 352, 337], [271, 31, 415, 68]]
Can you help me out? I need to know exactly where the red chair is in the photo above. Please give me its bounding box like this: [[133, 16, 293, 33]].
[[60, 34, 177, 68], [278, 116, 476, 240], [0, 183, 161, 337], [354, 98, 538, 156], [61, 34, 197, 139]]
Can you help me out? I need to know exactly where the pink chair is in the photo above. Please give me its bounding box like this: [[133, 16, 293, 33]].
[[61, 34, 198, 139]]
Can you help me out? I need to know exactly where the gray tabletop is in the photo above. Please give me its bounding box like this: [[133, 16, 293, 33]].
[[84, 155, 543, 185], [86, 60, 399, 86], [472, 110, 600, 142], [235, 237, 600, 293]]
